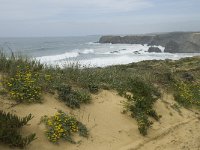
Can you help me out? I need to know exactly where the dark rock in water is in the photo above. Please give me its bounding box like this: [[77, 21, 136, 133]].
[[148, 47, 162, 53], [164, 41, 180, 53], [110, 50, 119, 54], [134, 51, 140, 54]]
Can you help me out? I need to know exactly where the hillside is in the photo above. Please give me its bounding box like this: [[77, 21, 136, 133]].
[[99, 32, 200, 53], [0, 54, 200, 150], [1, 90, 200, 150]]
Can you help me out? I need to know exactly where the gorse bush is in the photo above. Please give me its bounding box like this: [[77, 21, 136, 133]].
[[57, 84, 91, 109], [123, 78, 161, 135], [3, 65, 42, 103], [174, 80, 200, 107], [41, 111, 88, 144], [0, 111, 36, 148]]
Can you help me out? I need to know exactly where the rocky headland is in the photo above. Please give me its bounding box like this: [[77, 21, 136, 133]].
[[99, 32, 200, 53]]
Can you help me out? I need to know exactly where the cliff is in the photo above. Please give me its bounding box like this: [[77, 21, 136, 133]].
[[99, 32, 200, 53]]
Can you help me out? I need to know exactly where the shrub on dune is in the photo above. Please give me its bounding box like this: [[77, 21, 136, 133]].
[[56, 84, 91, 109], [3, 65, 42, 103], [0, 111, 36, 148], [41, 111, 88, 144], [123, 78, 161, 136]]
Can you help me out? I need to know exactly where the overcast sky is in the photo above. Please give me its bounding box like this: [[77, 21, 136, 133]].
[[0, 0, 200, 37]]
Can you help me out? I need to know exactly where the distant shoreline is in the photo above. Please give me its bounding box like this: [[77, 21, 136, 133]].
[[99, 32, 200, 53]]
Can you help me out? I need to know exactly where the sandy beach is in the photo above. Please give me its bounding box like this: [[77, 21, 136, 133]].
[[1, 89, 200, 150]]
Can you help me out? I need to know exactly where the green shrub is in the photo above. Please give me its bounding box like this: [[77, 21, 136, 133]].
[[133, 111, 152, 136], [42, 75, 56, 93], [88, 83, 99, 93], [57, 84, 91, 109], [0, 80, 7, 95], [0, 88, 7, 95], [0, 111, 36, 148], [3, 65, 42, 103], [123, 78, 160, 136], [73, 89, 91, 104], [41, 111, 88, 144], [173, 80, 200, 107]]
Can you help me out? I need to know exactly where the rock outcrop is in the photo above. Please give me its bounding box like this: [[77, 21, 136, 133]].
[[148, 47, 162, 53], [99, 32, 200, 53]]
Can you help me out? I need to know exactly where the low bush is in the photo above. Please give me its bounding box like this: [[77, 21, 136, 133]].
[[88, 83, 99, 93], [123, 78, 161, 136], [3, 65, 42, 103], [174, 80, 200, 107], [0, 80, 7, 95], [57, 84, 91, 109], [73, 89, 91, 104], [0, 111, 36, 148], [41, 111, 88, 144]]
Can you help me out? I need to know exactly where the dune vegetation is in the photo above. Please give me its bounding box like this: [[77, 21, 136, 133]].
[[0, 51, 200, 148]]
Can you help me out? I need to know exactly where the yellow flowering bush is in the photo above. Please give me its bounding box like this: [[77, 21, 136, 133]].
[[4, 65, 42, 103], [41, 111, 88, 144], [174, 80, 200, 107]]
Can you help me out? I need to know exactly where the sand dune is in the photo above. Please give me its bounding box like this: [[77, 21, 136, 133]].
[[1, 90, 200, 150]]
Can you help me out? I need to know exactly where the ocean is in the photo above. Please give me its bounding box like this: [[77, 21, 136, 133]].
[[0, 36, 199, 67]]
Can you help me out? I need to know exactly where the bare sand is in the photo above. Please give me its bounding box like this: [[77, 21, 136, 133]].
[[1, 90, 200, 150]]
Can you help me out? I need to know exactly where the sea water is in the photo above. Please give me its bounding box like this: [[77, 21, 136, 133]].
[[0, 36, 199, 67]]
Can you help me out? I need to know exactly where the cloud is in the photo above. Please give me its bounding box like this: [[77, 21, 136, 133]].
[[0, 0, 199, 36], [0, 0, 152, 21]]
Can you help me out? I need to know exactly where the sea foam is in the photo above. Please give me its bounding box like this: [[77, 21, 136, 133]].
[[35, 43, 199, 68], [36, 52, 79, 63]]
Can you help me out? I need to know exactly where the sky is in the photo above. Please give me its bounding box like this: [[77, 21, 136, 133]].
[[0, 0, 200, 37]]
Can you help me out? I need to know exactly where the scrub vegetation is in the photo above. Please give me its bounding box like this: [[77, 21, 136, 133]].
[[0, 51, 199, 148], [41, 111, 88, 144]]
